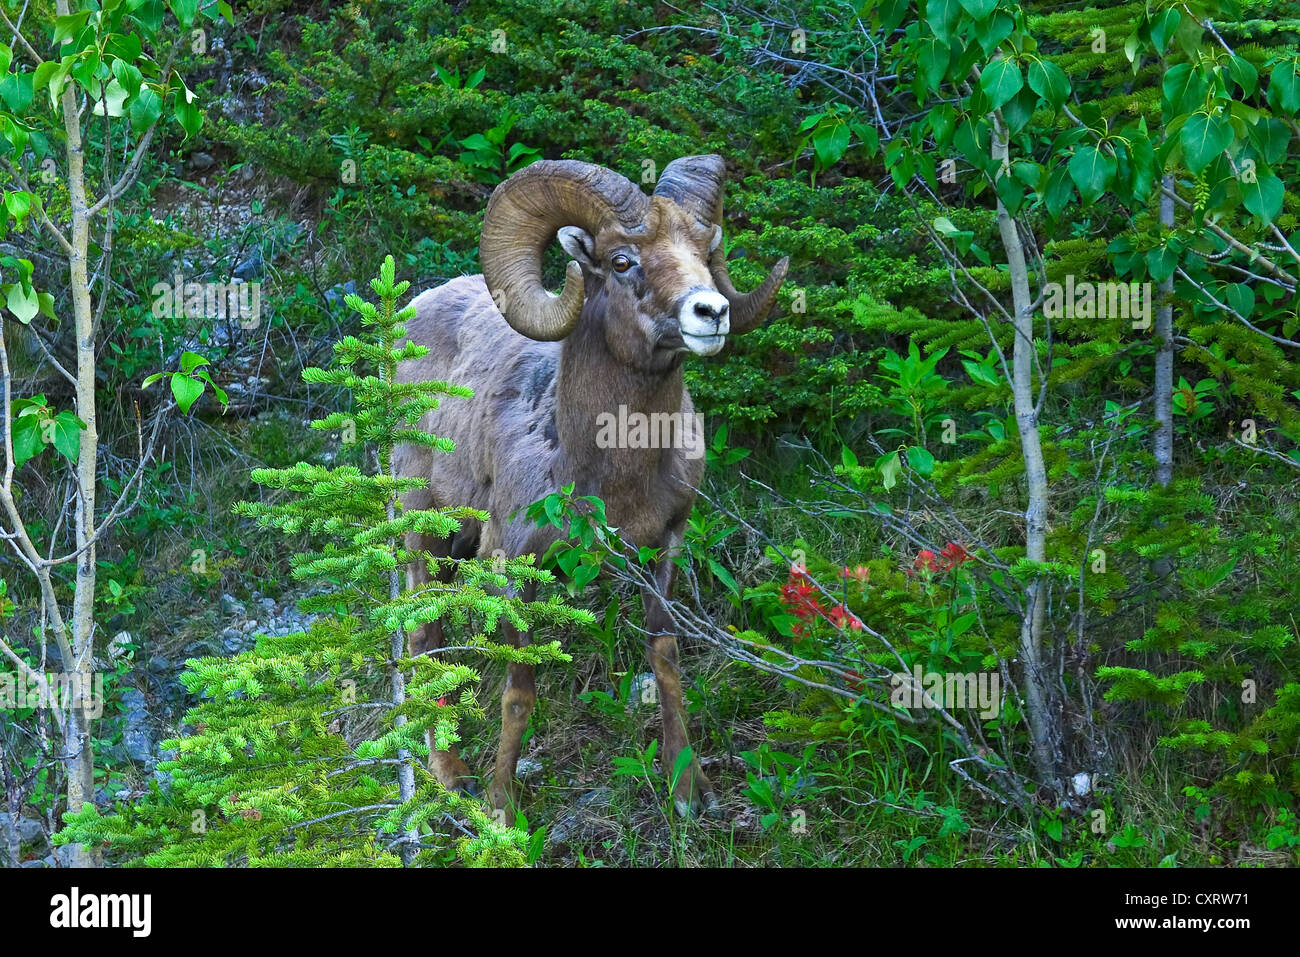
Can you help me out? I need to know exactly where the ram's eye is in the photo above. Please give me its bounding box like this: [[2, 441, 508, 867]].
[[611, 254, 633, 273]]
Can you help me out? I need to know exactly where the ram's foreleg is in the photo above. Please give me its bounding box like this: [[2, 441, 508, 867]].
[[641, 542, 719, 816]]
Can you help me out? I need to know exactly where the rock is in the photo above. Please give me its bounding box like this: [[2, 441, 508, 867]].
[[162, 679, 190, 709], [41, 643, 66, 671], [576, 788, 613, 811], [516, 757, 544, 780], [324, 281, 358, 306], [233, 248, 263, 280], [108, 630, 134, 663], [19, 844, 78, 867], [152, 768, 174, 794], [190, 151, 216, 170], [627, 673, 658, 710], [547, 787, 612, 846], [120, 688, 154, 764], [0, 811, 44, 844], [147, 655, 171, 674], [36, 845, 78, 867], [221, 627, 252, 655], [220, 593, 246, 616]]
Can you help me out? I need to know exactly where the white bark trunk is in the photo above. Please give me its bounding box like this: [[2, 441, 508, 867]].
[[59, 0, 101, 865], [1154, 176, 1175, 488], [992, 115, 1058, 792]]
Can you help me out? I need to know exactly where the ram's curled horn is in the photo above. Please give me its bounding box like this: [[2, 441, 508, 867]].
[[709, 247, 790, 334], [653, 154, 726, 224], [480, 160, 649, 341], [654, 154, 790, 334]]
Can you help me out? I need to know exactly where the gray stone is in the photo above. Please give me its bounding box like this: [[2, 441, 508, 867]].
[[0, 811, 44, 844], [547, 788, 612, 846], [151, 768, 174, 794], [627, 673, 658, 710], [221, 627, 252, 655], [108, 630, 134, 662], [120, 688, 154, 764], [21, 844, 77, 867], [324, 280, 358, 306], [233, 248, 263, 280]]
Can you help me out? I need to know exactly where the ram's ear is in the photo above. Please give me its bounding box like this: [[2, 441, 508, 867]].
[[558, 226, 602, 275]]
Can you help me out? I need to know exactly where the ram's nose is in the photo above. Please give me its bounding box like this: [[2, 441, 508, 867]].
[[693, 296, 729, 327], [679, 289, 731, 355]]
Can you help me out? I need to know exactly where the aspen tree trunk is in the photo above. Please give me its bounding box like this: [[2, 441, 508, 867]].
[[1149, 179, 1177, 595], [992, 115, 1059, 793], [1, 738, 21, 867], [1154, 176, 1176, 489], [58, 0, 101, 868], [0, 0, 173, 868]]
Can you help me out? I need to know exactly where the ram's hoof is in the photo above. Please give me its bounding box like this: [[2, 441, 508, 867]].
[[672, 765, 721, 818], [489, 778, 524, 819]]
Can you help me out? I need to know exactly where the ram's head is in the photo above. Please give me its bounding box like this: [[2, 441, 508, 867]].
[[479, 155, 788, 367]]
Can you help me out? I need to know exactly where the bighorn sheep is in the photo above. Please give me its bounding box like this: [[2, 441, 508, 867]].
[[395, 155, 788, 814]]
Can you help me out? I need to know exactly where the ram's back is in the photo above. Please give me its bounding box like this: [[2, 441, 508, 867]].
[[395, 275, 564, 552]]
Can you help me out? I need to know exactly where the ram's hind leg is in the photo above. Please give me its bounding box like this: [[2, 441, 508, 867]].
[[408, 528, 478, 793], [489, 581, 537, 817]]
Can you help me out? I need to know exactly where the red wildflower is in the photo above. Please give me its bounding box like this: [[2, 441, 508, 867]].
[[939, 541, 972, 570], [780, 562, 833, 638], [779, 562, 867, 637], [829, 604, 864, 631], [839, 564, 870, 583], [912, 549, 940, 574], [780, 578, 827, 622]]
